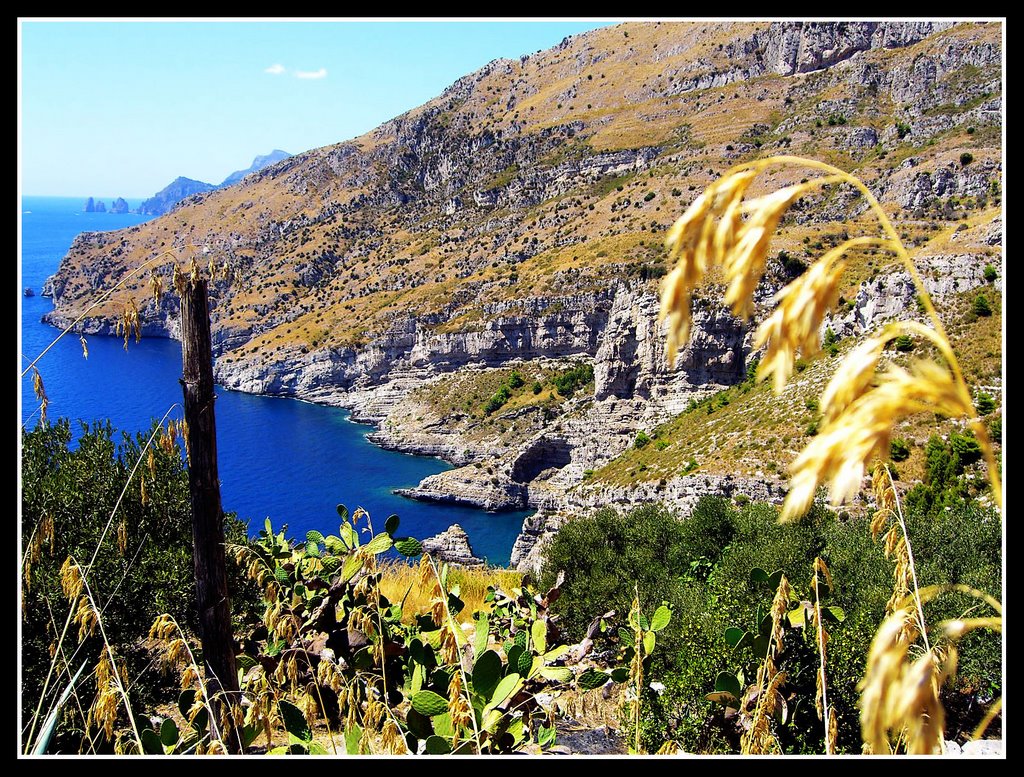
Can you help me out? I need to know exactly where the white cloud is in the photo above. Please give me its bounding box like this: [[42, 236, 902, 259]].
[[264, 63, 286, 75], [294, 67, 328, 80]]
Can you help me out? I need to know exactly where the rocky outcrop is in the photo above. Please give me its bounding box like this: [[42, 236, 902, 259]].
[[829, 252, 998, 339], [215, 282, 745, 422], [761, 22, 955, 76], [421, 524, 485, 567], [109, 197, 130, 214], [396, 468, 527, 512], [83, 198, 107, 213], [880, 158, 1001, 210]]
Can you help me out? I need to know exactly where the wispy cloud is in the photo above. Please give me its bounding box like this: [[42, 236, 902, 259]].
[[264, 63, 286, 75], [294, 67, 328, 80]]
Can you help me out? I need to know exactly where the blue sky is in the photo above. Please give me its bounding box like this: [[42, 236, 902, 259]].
[[20, 19, 616, 197]]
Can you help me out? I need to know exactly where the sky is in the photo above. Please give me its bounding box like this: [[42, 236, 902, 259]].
[[19, 19, 616, 197]]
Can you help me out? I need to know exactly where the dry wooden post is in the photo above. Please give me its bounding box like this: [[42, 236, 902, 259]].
[[180, 277, 241, 752]]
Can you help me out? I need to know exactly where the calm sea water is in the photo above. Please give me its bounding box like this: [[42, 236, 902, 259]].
[[19, 196, 529, 564]]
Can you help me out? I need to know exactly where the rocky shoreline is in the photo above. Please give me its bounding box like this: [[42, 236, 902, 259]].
[[37, 20, 1002, 573], [40, 239, 1001, 573]]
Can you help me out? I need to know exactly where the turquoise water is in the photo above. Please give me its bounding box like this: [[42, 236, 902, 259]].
[[19, 196, 528, 564]]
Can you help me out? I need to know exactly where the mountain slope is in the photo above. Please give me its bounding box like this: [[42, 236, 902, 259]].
[[42, 21, 1002, 568], [220, 149, 292, 187]]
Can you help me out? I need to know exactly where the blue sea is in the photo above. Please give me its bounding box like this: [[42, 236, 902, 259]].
[[19, 196, 529, 564]]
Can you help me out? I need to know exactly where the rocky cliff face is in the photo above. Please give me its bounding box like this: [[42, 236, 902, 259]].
[[41, 21, 1002, 568], [760, 21, 956, 76], [421, 524, 485, 567]]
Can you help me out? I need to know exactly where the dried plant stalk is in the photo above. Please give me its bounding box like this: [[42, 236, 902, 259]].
[[658, 156, 1002, 515]]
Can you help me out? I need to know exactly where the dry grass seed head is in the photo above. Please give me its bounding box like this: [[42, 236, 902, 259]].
[[301, 688, 319, 728], [722, 184, 810, 319], [79, 334, 89, 360], [769, 574, 791, 654], [858, 605, 944, 754], [782, 359, 969, 521], [89, 650, 120, 741], [172, 264, 187, 297], [814, 557, 834, 593], [180, 664, 201, 690], [119, 297, 141, 351], [73, 596, 99, 641], [316, 657, 344, 694], [754, 247, 847, 393], [380, 718, 406, 754], [660, 170, 757, 363], [149, 271, 164, 305], [31, 366, 49, 424], [60, 556, 84, 601], [819, 332, 891, 428], [177, 419, 191, 462], [448, 670, 473, 745]]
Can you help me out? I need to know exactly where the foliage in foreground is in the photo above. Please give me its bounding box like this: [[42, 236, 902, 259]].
[[542, 495, 1001, 754], [169, 508, 632, 754], [20, 418, 254, 752]]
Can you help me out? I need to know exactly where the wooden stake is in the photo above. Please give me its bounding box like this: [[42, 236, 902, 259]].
[[180, 278, 241, 752]]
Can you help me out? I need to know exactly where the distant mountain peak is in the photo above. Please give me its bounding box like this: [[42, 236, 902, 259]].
[[134, 151, 292, 216], [137, 177, 216, 216], [220, 150, 292, 188]]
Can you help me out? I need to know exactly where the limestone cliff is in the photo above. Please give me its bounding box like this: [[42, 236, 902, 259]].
[[41, 21, 1002, 568]]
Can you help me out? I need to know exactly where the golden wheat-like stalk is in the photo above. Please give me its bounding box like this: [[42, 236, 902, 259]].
[[740, 573, 791, 755], [422, 554, 481, 751], [811, 557, 836, 755], [859, 585, 1001, 754], [659, 156, 1002, 517]]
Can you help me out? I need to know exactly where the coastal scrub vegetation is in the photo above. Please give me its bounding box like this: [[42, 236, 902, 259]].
[[20, 151, 1001, 755], [541, 494, 1000, 753], [651, 154, 1001, 754]]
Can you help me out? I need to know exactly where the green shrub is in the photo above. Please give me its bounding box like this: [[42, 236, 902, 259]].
[[949, 429, 982, 465], [989, 416, 1002, 441], [972, 293, 992, 317], [960, 152, 974, 166], [552, 362, 594, 398], [983, 264, 998, 283], [546, 492, 1002, 754], [531, 380, 543, 395], [894, 334, 914, 352], [975, 392, 996, 415], [20, 419, 256, 747], [634, 430, 652, 449], [540, 503, 692, 643], [823, 326, 840, 356], [889, 437, 912, 461], [508, 370, 525, 389], [484, 385, 512, 414]]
